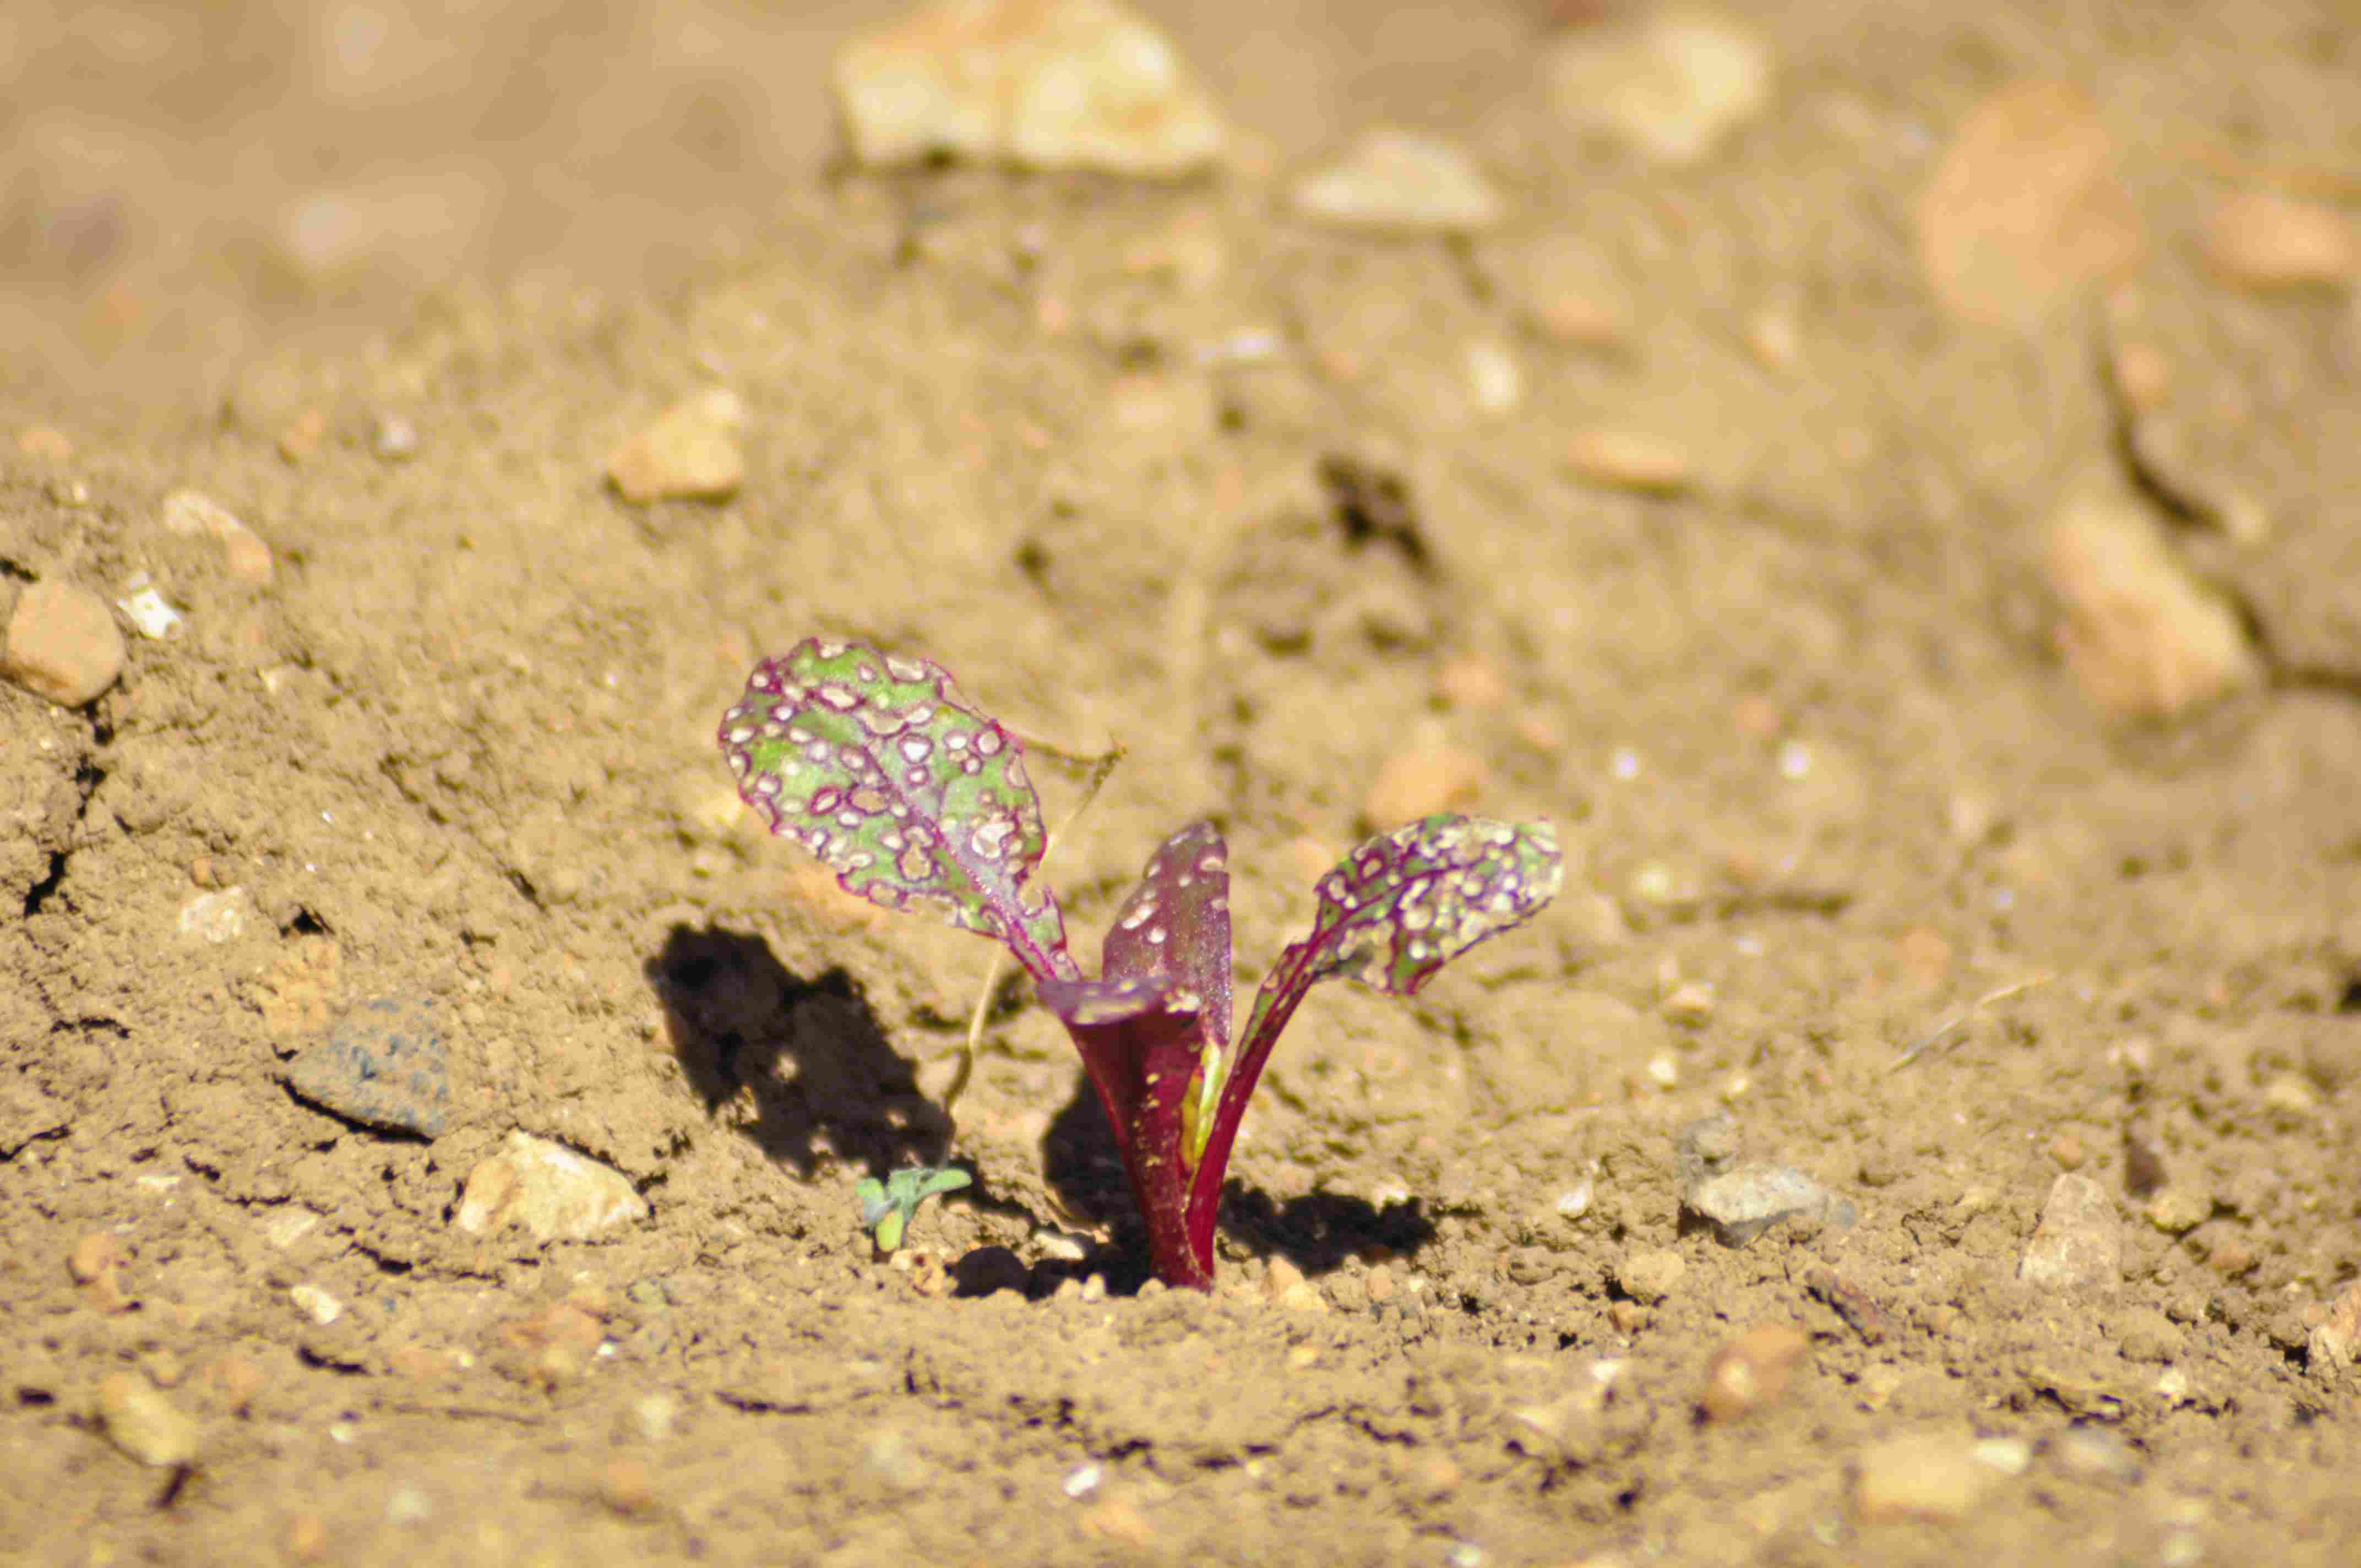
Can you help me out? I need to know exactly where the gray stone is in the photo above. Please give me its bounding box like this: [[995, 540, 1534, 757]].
[[2018, 1173, 2121, 1292], [284, 994, 452, 1138], [1685, 1164, 1856, 1246]]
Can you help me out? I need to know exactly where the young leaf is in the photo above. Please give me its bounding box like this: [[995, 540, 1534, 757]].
[[1192, 815, 1563, 1239], [718, 638, 1076, 983], [1038, 820, 1234, 1289], [857, 1165, 973, 1253]]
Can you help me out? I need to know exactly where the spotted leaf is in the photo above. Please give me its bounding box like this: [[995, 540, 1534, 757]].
[[717, 637, 1075, 983]]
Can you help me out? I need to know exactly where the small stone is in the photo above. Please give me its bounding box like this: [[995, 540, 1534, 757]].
[[96, 1372, 198, 1467], [371, 414, 420, 461], [1565, 427, 1691, 493], [1685, 1165, 1854, 1246], [1062, 1462, 1103, 1499], [606, 389, 745, 503], [3, 579, 124, 707], [177, 887, 255, 944], [2308, 1281, 2361, 1370], [1916, 80, 2143, 329], [1364, 1266, 1395, 1305], [283, 993, 452, 1138], [278, 406, 328, 464], [499, 1302, 605, 1385], [115, 576, 184, 642], [2261, 1074, 2320, 1117], [289, 1283, 344, 1326], [1855, 1433, 2001, 1523], [1608, 1299, 1650, 1335], [2202, 192, 2355, 288], [2019, 1173, 2121, 1292], [1363, 745, 1486, 826], [599, 1456, 654, 1515], [1661, 982, 1715, 1023], [2048, 1133, 2087, 1170], [68, 1232, 118, 1284], [1700, 1325, 1810, 1421], [160, 489, 274, 585], [834, 0, 1224, 177], [1615, 1248, 1687, 1305], [1555, 1181, 1595, 1219], [2144, 1185, 2211, 1235], [1972, 1436, 2033, 1477], [1466, 340, 1522, 414], [2044, 484, 2260, 717], [455, 1130, 649, 1244], [388, 1344, 463, 1379], [1543, 6, 1773, 166], [1263, 1256, 1328, 1314], [1288, 129, 1504, 233]]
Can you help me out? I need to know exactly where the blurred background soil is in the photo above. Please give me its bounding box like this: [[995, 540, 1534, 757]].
[[4, 2, 2360, 1564]]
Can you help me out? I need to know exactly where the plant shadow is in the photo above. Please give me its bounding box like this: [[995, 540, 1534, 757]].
[[1041, 1066, 1437, 1282], [645, 923, 949, 1178]]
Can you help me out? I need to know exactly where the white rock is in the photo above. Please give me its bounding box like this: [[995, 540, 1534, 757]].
[[834, 0, 1225, 177], [290, 1283, 344, 1325], [455, 1131, 649, 1244], [177, 888, 254, 945], [1290, 128, 1504, 233], [1544, 7, 1773, 166]]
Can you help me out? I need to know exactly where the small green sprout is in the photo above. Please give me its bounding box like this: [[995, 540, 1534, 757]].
[[856, 1164, 973, 1253]]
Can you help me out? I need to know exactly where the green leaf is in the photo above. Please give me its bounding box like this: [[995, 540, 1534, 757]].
[[856, 1165, 973, 1253], [719, 638, 1076, 982]]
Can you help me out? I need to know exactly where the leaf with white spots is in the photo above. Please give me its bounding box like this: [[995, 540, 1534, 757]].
[[717, 638, 1075, 983]]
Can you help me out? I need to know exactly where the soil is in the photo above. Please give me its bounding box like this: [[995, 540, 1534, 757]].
[[6, 3, 2360, 1565]]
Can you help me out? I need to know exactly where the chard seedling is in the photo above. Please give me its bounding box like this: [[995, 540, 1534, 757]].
[[721, 638, 1562, 1288], [857, 1164, 973, 1253]]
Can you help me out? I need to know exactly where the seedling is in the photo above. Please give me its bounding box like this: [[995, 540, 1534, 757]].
[[857, 1164, 973, 1253], [720, 638, 1562, 1288]]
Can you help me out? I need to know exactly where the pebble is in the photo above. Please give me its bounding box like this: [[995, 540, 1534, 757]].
[[1362, 744, 1486, 826], [176, 887, 255, 944], [160, 489, 274, 585], [1543, 6, 1773, 166], [68, 1231, 118, 1284], [2048, 1133, 2087, 1170], [289, 1283, 344, 1326], [2053, 1424, 2140, 1482], [1615, 1248, 1687, 1305], [833, 0, 1225, 177], [2043, 484, 2260, 718], [2144, 1185, 2211, 1235], [371, 414, 421, 461], [606, 389, 745, 503], [115, 575, 184, 641], [1684, 1164, 1854, 1246], [2202, 192, 2355, 288], [1854, 1433, 2000, 1523], [1288, 129, 1504, 233], [1263, 1256, 1328, 1314], [1465, 340, 1522, 415], [96, 1372, 198, 1467], [199, 1354, 263, 1415], [598, 1456, 655, 1516], [3, 579, 124, 707], [1699, 1325, 1810, 1421], [282, 993, 453, 1139], [1062, 1462, 1103, 1499], [1433, 653, 1509, 711], [2309, 1280, 2361, 1371], [1565, 427, 1692, 493], [2018, 1173, 2121, 1293], [454, 1131, 649, 1243], [284, 1513, 329, 1562], [1914, 80, 2143, 328], [631, 1393, 680, 1442]]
